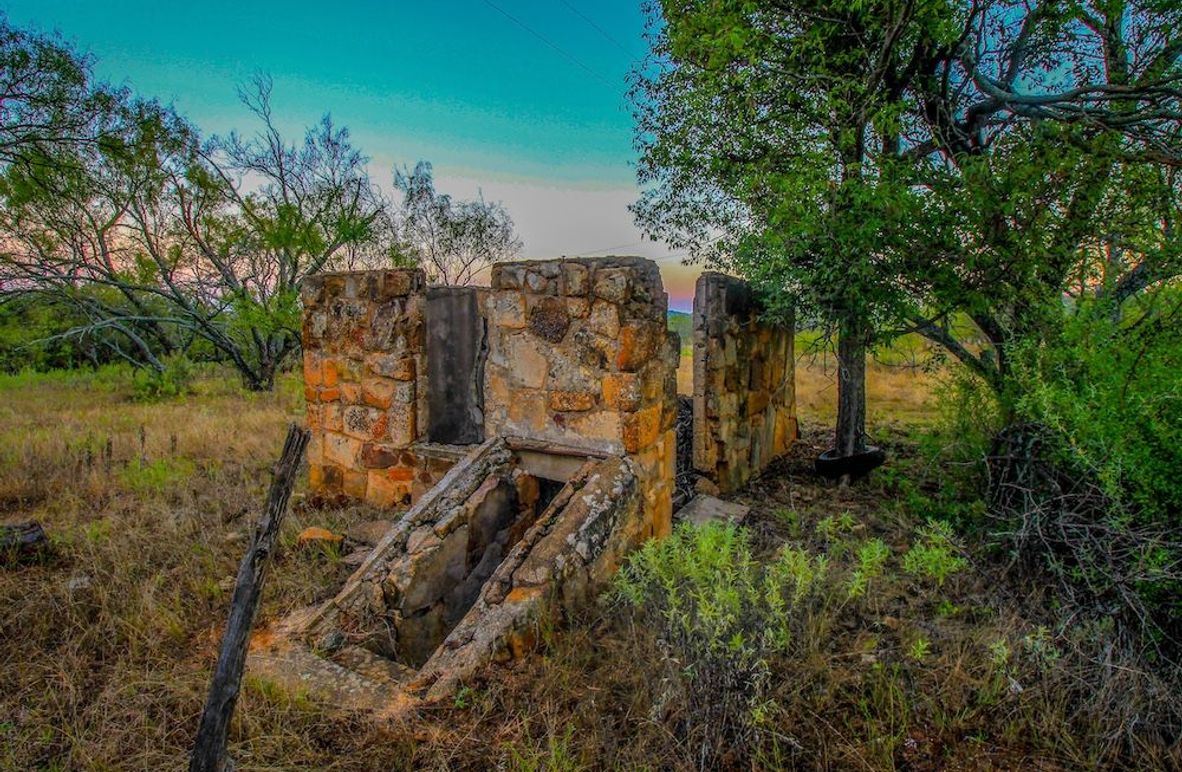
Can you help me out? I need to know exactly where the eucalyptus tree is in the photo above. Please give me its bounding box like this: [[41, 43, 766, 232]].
[[632, 0, 1182, 460]]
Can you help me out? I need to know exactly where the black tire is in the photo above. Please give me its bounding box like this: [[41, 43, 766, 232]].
[[814, 446, 886, 481]]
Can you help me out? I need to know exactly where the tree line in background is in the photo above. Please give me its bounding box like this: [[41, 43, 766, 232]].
[[0, 19, 521, 389], [634, 0, 1181, 651]]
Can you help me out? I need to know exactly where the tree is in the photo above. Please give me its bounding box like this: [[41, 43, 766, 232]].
[[632, 0, 1182, 466], [394, 161, 522, 285], [0, 69, 392, 389], [633, 0, 962, 467], [0, 15, 119, 168]]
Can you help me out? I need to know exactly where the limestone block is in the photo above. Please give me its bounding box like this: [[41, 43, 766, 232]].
[[525, 271, 553, 294], [601, 372, 640, 411], [565, 297, 590, 318], [323, 359, 341, 387], [588, 301, 620, 338], [507, 390, 548, 434], [593, 267, 631, 303], [622, 405, 662, 454], [561, 262, 589, 295], [338, 383, 360, 404], [362, 377, 396, 410], [359, 442, 400, 469], [493, 264, 525, 290], [324, 432, 361, 467], [493, 293, 526, 329], [508, 336, 549, 389], [566, 411, 622, 451], [527, 296, 571, 343], [366, 469, 412, 508], [343, 405, 386, 440], [616, 322, 658, 372], [384, 403, 418, 446], [343, 470, 368, 499], [323, 404, 343, 432]]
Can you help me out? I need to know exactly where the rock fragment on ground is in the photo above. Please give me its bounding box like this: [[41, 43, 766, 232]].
[[297, 526, 343, 547], [677, 494, 750, 527], [346, 520, 393, 546]]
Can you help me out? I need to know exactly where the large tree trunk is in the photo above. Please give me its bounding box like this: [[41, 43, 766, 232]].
[[835, 321, 868, 459]]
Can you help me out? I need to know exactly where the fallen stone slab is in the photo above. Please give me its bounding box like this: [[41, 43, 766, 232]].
[[677, 495, 750, 527]]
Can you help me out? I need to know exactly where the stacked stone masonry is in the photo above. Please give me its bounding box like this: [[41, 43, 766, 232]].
[[484, 257, 679, 542], [275, 257, 795, 708], [693, 271, 797, 493], [302, 269, 428, 508], [301, 257, 679, 542]]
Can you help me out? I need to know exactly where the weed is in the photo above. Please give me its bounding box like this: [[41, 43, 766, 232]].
[[903, 520, 969, 586]]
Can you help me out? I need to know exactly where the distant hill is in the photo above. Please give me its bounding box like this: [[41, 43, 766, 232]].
[[667, 310, 692, 344]]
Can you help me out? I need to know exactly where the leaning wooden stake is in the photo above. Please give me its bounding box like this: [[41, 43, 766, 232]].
[[190, 424, 310, 772]]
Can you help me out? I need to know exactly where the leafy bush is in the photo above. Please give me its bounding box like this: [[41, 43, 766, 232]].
[[992, 288, 1182, 646], [131, 356, 195, 401], [902, 521, 968, 587], [612, 521, 906, 768]]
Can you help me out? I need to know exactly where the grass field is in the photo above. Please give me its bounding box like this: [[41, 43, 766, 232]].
[[0, 360, 1176, 769]]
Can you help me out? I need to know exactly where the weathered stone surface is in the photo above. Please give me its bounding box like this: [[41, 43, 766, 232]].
[[290, 257, 694, 707], [549, 390, 595, 412], [561, 262, 589, 295], [588, 301, 619, 338], [528, 296, 571, 343], [677, 495, 750, 527], [508, 336, 549, 389], [593, 268, 630, 303], [347, 520, 395, 546], [692, 272, 796, 492]]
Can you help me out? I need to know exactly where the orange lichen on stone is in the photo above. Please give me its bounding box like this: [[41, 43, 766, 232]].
[[548, 390, 595, 412]]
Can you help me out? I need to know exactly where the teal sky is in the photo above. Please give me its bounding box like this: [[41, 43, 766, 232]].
[[6, 1, 644, 184], [2, 0, 699, 307], [4, 1, 701, 308]]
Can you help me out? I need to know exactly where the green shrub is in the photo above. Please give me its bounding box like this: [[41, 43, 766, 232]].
[[612, 521, 894, 767], [992, 286, 1182, 645], [902, 521, 968, 587], [131, 357, 195, 401]]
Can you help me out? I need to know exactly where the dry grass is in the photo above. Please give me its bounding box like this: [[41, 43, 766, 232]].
[[0, 366, 1178, 770]]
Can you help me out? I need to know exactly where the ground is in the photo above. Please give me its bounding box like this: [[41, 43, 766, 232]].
[[0, 359, 1176, 769]]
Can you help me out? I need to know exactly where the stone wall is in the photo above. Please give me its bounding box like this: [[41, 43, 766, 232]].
[[301, 269, 427, 508], [692, 272, 797, 492], [484, 257, 679, 540], [301, 257, 679, 542]]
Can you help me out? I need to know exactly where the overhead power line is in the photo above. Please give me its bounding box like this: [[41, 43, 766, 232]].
[[557, 0, 642, 60], [479, 0, 615, 88]]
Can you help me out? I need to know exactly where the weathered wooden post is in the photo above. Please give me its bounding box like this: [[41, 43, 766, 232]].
[[190, 424, 310, 772]]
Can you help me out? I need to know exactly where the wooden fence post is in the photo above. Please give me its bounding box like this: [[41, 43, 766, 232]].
[[190, 423, 310, 772]]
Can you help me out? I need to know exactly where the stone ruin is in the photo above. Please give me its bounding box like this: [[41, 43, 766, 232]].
[[249, 257, 797, 711]]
